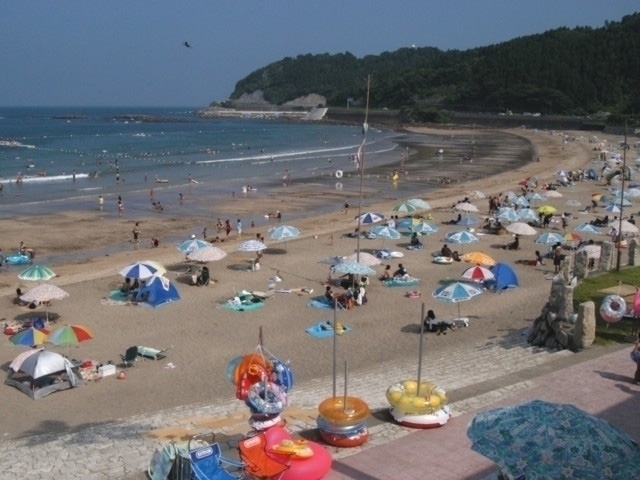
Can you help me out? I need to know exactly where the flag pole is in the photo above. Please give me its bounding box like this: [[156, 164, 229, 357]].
[[355, 74, 371, 263]]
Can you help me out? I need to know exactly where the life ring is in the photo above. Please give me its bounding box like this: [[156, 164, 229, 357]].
[[600, 294, 626, 323], [270, 439, 314, 459], [245, 381, 288, 414], [335, 182, 343, 190], [236, 363, 269, 400], [317, 396, 369, 426], [233, 353, 267, 385], [390, 405, 451, 429], [316, 416, 369, 448], [335, 169, 343, 179], [269, 358, 294, 393], [406, 290, 421, 299], [386, 380, 447, 415], [248, 413, 284, 431]]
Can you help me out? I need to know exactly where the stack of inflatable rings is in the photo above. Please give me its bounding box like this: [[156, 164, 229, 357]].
[[316, 396, 370, 447]]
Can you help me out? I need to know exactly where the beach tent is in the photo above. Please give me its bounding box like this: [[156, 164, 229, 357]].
[[485, 263, 519, 291], [136, 275, 180, 309], [5, 348, 84, 400]]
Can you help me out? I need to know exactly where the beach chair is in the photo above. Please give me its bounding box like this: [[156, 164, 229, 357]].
[[189, 442, 244, 480], [120, 346, 138, 367], [136, 345, 173, 361], [237, 432, 290, 480]]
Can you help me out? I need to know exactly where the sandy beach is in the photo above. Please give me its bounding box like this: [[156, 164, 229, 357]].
[[0, 125, 630, 441]]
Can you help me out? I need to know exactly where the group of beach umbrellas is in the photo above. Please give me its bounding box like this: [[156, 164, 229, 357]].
[[9, 324, 93, 349]]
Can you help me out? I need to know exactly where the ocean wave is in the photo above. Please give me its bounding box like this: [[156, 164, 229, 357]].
[[0, 173, 90, 184]]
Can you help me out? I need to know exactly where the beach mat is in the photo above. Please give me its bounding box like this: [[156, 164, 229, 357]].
[[306, 297, 333, 310], [101, 289, 130, 306], [306, 321, 352, 338], [383, 278, 421, 287], [218, 300, 265, 312]]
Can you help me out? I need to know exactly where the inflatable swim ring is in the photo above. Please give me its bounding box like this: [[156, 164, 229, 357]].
[[226, 355, 243, 383], [335, 170, 343, 179], [386, 380, 448, 415], [390, 405, 451, 429], [245, 381, 288, 415], [236, 363, 269, 400], [335, 182, 343, 190], [316, 415, 369, 448], [233, 353, 267, 385], [269, 358, 294, 393], [270, 439, 314, 459], [5, 254, 31, 265], [600, 294, 626, 324], [433, 256, 453, 265], [405, 290, 421, 299], [317, 396, 370, 426], [262, 426, 332, 480], [248, 413, 284, 431]]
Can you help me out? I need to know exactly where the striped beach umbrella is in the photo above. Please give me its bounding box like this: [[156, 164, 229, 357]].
[[119, 261, 166, 279], [407, 198, 432, 211], [47, 324, 93, 347], [9, 327, 50, 347], [176, 238, 212, 253], [392, 202, 418, 214]]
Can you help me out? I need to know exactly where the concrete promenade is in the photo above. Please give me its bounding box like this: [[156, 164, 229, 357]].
[[2, 330, 639, 479]]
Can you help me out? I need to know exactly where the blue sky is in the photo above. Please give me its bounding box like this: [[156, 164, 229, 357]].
[[1, 1, 636, 107]]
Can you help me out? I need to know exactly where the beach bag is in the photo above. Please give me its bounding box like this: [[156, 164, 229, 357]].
[[631, 348, 640, 364]]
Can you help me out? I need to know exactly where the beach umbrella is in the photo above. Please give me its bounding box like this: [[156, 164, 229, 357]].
[[591, 193, 603, 202], [461, 265, 494, 282], [517, 208, 539, 222], [467, 400, 640, 480], [392, 202, 418, 214], [612, 219, 639, 235], [20, 284, 69, 304], [496, 208, 519, 223], [456, 216, 479, 227], [461, 251, 496, 267], [47, 324, 94, 347], [574, 223, 601, 235], [8, 327, 50, 347], [332, 261, 376, 276], [410, 221, 438, 235], [119, 261, 166, 279], [370, 225, 401, 248], [563, 232, 582, 242], [544, 190, 563, 198], [9, 348, 69, 379], [510, 196, 529, 208], [432, 281, 483, 319], [445, 230, 479, 244], [342, 252, 381, 267], [526, 192, 546, 203], [537, 205, 557, 215], [318, 255, 343, 267], [356, 212, 384, 225], [610, 197, 633, 207], [268, 225, 301, 241], [468, 190, 486, 200], [238, 240, 267, 252], [454, 202, 479, 213], [406, 198, 432, 210], [565, 199, 582, 207], [18, 265, 56, 282], [187, 246, 227, 263], [505, 222, 537, 236], [626, 187, 640, 197], [534, 232, 564, 245], [577, 243, 601, 259], [604, 204, 621, 213], [395, 218, 415, 230], [503, 191, 517, 201], [176, 238, 212, 253]]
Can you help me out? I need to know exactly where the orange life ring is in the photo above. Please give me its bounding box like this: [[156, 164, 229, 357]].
[[318, 396, 369, 426]]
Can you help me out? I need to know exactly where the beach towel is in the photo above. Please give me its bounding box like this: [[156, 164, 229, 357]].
[[219, 294, 265, 312], [383, 277, 421, 287], [306, 297, 333, 309], [306, 320, 352, 338], [100, 289, 131, 306]]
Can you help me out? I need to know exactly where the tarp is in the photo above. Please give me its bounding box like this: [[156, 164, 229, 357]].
[[136, 275, 180, 308], [5, 348, 83, 400], [486, 262, 519, 291], [585, 168, 599, 180]]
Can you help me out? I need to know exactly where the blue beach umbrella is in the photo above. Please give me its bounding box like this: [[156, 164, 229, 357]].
[[510, 196, 530, 208], [432, 281, 483, 319], [176, 237, 212, 254], [526, 192, 546, 204], [517, 208, 539, 222], [604, 204, 621, 213], [396, 218, 415, 230], [370, 225, 401, 248], [411, 221, 438, 235], [574, 223, 602, 235], [496, 207, 519, 223], [445, 230, 479, 244], [119, 261, 166, 280], [18, 265, 56, 282], [534, 232, 564, 245], [356, 212, 385, 225], [332, 261, 376, 276], [268, 225, 300, 241], [392, 202, 418, 214], [407, 198, 432, 211], [457, 216, 479, 227]]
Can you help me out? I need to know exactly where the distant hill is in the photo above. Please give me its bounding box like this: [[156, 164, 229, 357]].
[[225, 13, 640, 119]]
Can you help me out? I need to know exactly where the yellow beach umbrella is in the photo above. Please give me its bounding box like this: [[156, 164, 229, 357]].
[[461, 251, 496, 267], [537, 205, 557, 215]]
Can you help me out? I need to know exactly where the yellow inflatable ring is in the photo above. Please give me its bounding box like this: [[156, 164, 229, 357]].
[[600, 294, 626, 324], [335, 170, 343, 179], [386, 380, 448, 415], [318, 396, 370, 426]]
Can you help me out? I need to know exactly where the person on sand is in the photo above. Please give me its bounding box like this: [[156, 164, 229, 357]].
[[393, 263, 409, 280], [224, 220, 232, 237], [632, 331, 640, 385], [441, 244, 452, 258], [380, 264, 392, 281]]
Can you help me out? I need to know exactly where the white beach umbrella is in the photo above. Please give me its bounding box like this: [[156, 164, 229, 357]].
[[187, 246, 228, 263], [505, 222, 537, 236], [454, 202, 479, 213], [342, 252, 381, 266], [545, 190, 563, 198], [411, 221, 438, 235], [238, 240, 267, 252], [612, 220, 639, 235], [517, 208, 540, 222], [176, 238, 212, 253], [392, 202, 418, 214], [565, 199, 582, 207], [407, 198, 432, 210], [20, 284, 69, 304]]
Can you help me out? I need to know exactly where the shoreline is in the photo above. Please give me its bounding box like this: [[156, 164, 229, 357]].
[[0, 125, 626, 442]]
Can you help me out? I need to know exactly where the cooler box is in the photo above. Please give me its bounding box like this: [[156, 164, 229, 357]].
[[98, 364, 117, 377]]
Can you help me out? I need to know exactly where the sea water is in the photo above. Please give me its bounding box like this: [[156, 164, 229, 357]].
[[0, 107, 402, 218]]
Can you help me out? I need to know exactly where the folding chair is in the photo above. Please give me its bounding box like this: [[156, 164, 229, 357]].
[[189, 442, 244, 480], [119, 346, 138, 367], [237, 432, 290, 480], [136, 345, 173, 361]]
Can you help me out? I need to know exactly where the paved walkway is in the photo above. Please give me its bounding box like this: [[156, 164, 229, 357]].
[[2, 329, 639, 479]]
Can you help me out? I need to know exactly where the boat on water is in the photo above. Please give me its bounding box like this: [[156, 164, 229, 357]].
[[0, 140, 35, 149]]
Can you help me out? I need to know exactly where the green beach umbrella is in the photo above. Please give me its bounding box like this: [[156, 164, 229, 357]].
[[18, 265, 56, 282]]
